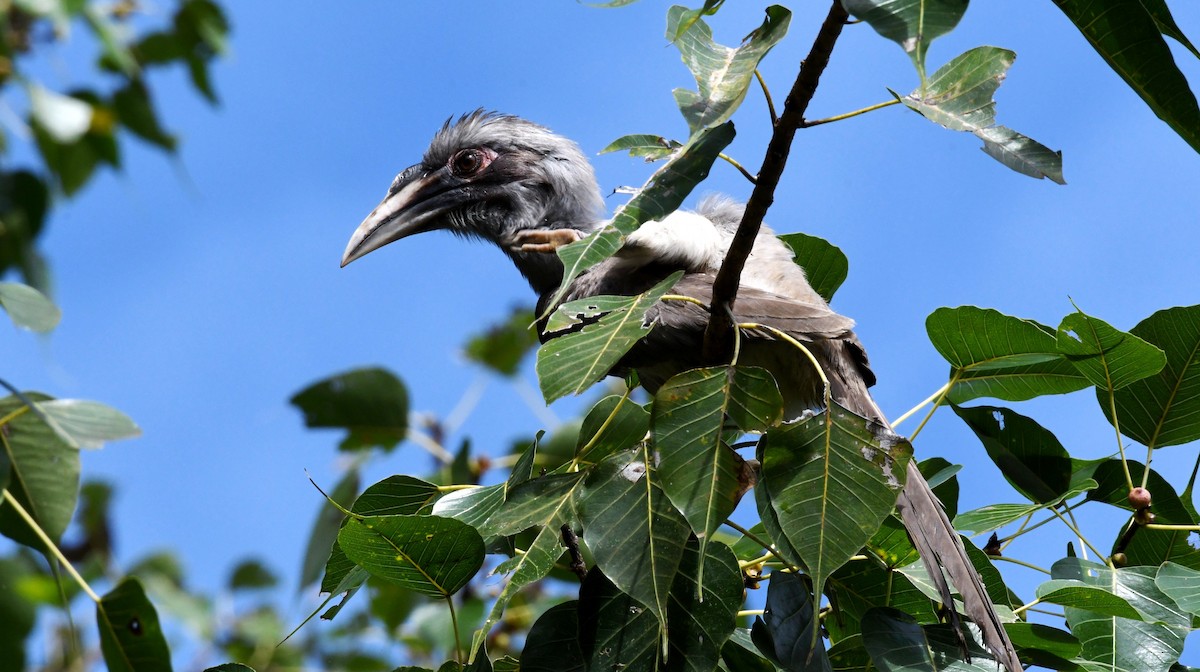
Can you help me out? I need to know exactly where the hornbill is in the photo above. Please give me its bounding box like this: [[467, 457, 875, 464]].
[[341, 111, 1021, 671]]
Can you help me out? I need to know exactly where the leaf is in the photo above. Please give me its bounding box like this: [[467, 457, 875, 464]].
[[861, 606, 1001, 672], [35, 399, 140, 449], [290, 367, 408, 452], [464, 307, 539, 377], [1057, 310, 1166, 391], [757, 403, 911, 608], [1034, 581, 1143, 620], [1084, 460, 1200, 570], [952, 404, 1072, 503], [665, 539, 742, 672], [27, 85, 93, 143], [721, 628, 780, 672], [1052, 558, 1189, 672], [353, 475, 440, 516], [1002, 623, 1081, 671], [548, 122, 735, 307], [537, 272, 682, 403], [1050, 0, 1200, 154], [824, 558, 938, 642], [576, 448, 691, 636], [478, 472, 584, 539], [0, 557, 37, 672], [926, 306, 1090, 403], [431, 484, 506, 532], [113, 81, 177, 151], [758, 572, 832, 671], [777, 233, 849, 303], [0, 394, 80, 550], [654, 366, 774, 578], [1103, 305, 1200, 448], [953, 481, 1095, 535], [578, 569, 659, 671], [520, 602, 585, 672], [841, 0, 968, 78], [0, 282, 60, 332], [1155, 562, 1200, 618], [303, 467, 358, 591], [600, 134, 681, 161], [668, 5, 791, 132], [228, 559, 277, 590], [337, 514, 484, 598], [96, 578, 172, 672], [576, 395, 650, 463], [900, 46, 1064, 183], [1139, 0, 1200, 59]]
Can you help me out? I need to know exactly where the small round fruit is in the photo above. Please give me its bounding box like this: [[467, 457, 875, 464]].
[[1128, 487, 1152, 509]]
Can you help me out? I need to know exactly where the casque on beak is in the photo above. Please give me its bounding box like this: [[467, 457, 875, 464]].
[[341, 165, 458, 267]]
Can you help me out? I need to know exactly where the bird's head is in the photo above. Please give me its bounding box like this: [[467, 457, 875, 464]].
[[341, 111, 604, 290]]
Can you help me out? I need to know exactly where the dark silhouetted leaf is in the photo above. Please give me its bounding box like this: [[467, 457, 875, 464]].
[[578, 569, 659, 672], [952, 404, 1072, 504], [464, 307, 539, 377], [228, 559, 277, 590], [759, 572, 832, 671], [666, 539, 742, 672], [290, 367, 408, 452], [521, 602, 585, 672], [842, 0, 968, 78]]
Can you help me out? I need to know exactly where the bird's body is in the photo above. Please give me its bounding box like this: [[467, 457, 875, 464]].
[[342, 111, 1021, 672]]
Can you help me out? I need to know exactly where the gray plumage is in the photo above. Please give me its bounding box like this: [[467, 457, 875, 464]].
[[341, 111, 1021, 672]]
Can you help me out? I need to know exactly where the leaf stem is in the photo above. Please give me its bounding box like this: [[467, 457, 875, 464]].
[[754, 69, 777, 124], [891, 381, 951, 428], [724, 519, 797, 572], [989, 555, 1051, 575], [1011, 597, 1041, 617], [446, 595, 463, 664], [719, 153, 757, 184], [800, 99, 901, 127], [1046, 504, 1106, 564], [2, 490, 100, 603], [907, 374, 958, 442], [737, 609, 765, 618], [1144, 523, 1200, 531], [738, 322, 831, 407], [575, 387, 633, 463]]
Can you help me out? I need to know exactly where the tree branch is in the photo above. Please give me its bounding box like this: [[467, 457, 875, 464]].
[[701, 0, 850, 362]]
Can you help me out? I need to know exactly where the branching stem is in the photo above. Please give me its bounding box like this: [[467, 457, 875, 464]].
[[891, 381, 951, 428]]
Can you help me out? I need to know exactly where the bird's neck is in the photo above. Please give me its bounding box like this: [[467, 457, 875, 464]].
[[506, 246, 571, 296]]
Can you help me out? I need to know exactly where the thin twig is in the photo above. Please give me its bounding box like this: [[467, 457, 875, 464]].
[[801, 99, 901, 127], [719, 153, 758, 184], [701, 0, 850, 363], [754, 69, 778, 124]]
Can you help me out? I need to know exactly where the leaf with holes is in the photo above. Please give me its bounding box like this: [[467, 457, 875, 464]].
[[600, 134, 681, 161], [1057, 310, 1165, 391], [952, 404, 1072, 504], [97, 578, 172, 672], [337, 514, 484, 598], [926, 306, 1090, 403]]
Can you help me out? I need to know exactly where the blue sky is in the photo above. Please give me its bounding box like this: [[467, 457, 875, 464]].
[[6, 0, 1200, 661]]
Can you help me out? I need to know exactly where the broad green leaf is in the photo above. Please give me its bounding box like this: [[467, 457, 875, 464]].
[[721, 628, 780, 672], [305, 468, 358, 591], [901, 47, 1065, 183], [1156, 562, 1200, 618], [1035, 581, 1143, 620], [538, 272, 682, 403], [756, 572, 831, 672], [952, 404, 1072, 503], [953, 480, 1095, 535], [654, 366, 773, 577], [1104, 305, 1200, 448], [754, 473, 807, 571], [1057, 310, 1165, 391], [0, 394, 80, 550], [825, 558, 937, 642], [548, 122, 734, 307], [35, 399, 140, 449], [600, 134, 680, 161], [1083, 460, 1200, 570], [228, 559, 276, 590], [431, 484, 505, 532], [0, 557, 37, 672], [464, 307, 538, 377], [861, 606, 1001, 671], [578, 569, 659, 671], [0, 282, 60, 332], [577, 448, 691, 635], [777, 233, 849, 303], [841, 0, 968, 79], [758, 402, 911, 606], [1139, 0, 1200, 59], [353, 475, 440, 516], [897, 540, 1017, 614], [338, 514, 484, 598], [827, 635, 873, 672], [1051, 0, 1200, 154], [1052, 558, 1189, 672], [96, 578, 172, 672], [576, 394, 650, 463], [520, 602, 585, 672], [666, 539, 742, 672], [666, 1, 727, 43], [668, 5, 790, 132], [1002, 623, 1081, 672], [290, 367, 408, 452], [27, 85, 93, 143], [866, 516, 921, 568], [926, 306, 1090, 403]]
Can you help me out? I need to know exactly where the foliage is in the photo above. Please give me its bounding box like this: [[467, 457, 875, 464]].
[[4, 1, 1200, 671]]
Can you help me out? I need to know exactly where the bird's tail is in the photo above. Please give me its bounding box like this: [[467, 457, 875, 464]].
[[819, 342, 1023, 672]]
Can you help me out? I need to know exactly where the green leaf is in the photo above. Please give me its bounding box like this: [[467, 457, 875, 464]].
[[825, 558, 938, 642], [668, 5, 790, 132], [577, 395, 650, 463], [0, 282, 60, 332], [600, 134, 681, 161], [926, 306, 1090, 403], [666, 539, 742, 672], [952, 404, 1072, 504], [538, 272, 683, 403], [654, 366, 771, 576], [1052, 558, 1189, 672], [337, 514, 484, 598], [578, 569, 659, 671], [478, 472, 584, 539], [1155, 562, 1200, 618], [1139, 0, 1200, 59], [353, 475, 440, 516], [431, 483, 505, 532], [1057, 310, 1166, 391], [1083, 460, 1200, 570], [228, 559, 277, 590], [0, 393, 80, 549], [464, 307, 539, 377], [758, 403, 911, 607], [777, 233, 849, 303], [520, 602, 585, 672], [841, 0, 968, 78], [1002, 623, 1081, 672], [1050, 0, 1200, 154], [1035, 581, 1143, 620], [0, 171, 50, 289], [953, 481, 1095, 535], [290, 367, 409, 452], [0, 557, 37, 672], [758, 572, 832, 671], [548, 122, 734, 307], [1103, 305, 1200, 448], [304, 467, 358, 591], [901, 47, 1064, 183], [35, 399, 140, 449], [577, 448, 691, 636], [861, 607, 1001, 671], [96, 578, 172, 672], [113, 81, 177, 151], [721, 628, 780, 672]]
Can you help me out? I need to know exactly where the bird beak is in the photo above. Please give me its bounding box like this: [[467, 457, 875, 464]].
[[341, 166, 455, 267]]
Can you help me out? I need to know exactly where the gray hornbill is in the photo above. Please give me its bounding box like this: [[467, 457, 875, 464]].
[[341, 111, 1021, 671]]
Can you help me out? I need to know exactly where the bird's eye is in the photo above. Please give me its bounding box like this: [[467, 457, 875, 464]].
[[450, 148, 488, 177]]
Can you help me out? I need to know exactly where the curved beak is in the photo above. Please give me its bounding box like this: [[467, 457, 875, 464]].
[[341, 166, 458, 267]]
